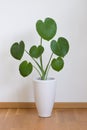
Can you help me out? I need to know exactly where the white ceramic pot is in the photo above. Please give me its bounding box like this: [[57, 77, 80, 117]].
[[33, 78, 56, 117]]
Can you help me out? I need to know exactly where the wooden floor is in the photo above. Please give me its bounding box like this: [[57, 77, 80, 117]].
[[0, 109, 87, 130]]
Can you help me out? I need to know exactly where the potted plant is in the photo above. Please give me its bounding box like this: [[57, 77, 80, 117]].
[[10, 17, 69, 117]]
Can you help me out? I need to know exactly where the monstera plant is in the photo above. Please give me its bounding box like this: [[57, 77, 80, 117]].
[[10, 17, 69, 80]]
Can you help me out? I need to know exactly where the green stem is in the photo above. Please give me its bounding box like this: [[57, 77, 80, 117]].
[[33, 65, 41, 77], [25, 49, 44, 76], [44, 53, 53, 79], [40, 37, 43, 70], [45, 63, 51, 80]]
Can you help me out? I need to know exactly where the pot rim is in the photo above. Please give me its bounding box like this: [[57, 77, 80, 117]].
[[33, 77, 56, 83]]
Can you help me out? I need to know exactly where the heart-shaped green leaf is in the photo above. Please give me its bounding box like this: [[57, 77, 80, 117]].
[[36, 17, 57, 41], [51, 37, 69, 57], [10, 41, 25, 60], [51, 57, 64, 71], [19, 61, 33, 77], [29, 45, 44, 58]]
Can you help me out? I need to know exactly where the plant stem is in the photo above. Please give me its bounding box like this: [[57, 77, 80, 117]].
[[25, 49, 44, 77], [45, 63, 51, 80], [44, 53, 53, 79], [40, 37, 43, 70], [33, 65, 42, 77]]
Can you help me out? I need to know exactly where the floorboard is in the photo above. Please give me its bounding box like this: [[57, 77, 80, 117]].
[[0, 108, 87, 130]]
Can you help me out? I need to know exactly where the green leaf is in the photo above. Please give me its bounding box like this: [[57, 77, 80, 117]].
[[36, 17, 57, 41], [19, 61, 33, 77], [29, 45, 44, 58], [10, 41, 25, 60], [51, 57, 64, 71], [51, 37, 69, 57]]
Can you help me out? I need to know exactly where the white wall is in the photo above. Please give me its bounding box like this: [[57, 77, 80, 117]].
[[0, 0, 87, 102]]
